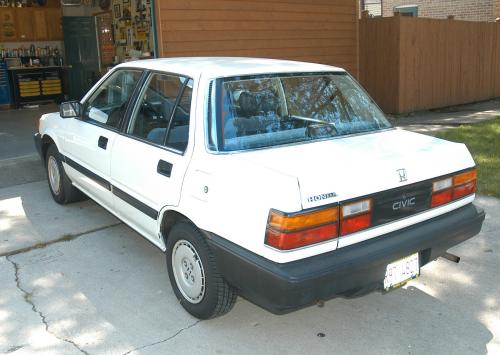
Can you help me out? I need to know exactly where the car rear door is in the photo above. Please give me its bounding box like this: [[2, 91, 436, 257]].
[[109, 72, 195, 248], [61, 69, 143, 209]]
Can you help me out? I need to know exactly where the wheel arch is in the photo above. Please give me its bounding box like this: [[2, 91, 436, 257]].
[[40, 134, 56, 162], [159, 209, 197, 247]]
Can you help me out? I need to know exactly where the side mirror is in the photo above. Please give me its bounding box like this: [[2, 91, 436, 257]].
[[60, 101, 82, 119]]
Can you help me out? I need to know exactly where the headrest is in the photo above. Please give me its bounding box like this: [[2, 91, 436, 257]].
[[238, 91, 259, 117]]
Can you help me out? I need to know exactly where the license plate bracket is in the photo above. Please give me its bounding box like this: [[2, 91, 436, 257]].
[[383, 253, 420, 291]]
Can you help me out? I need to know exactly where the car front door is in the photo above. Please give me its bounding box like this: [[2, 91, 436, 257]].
[[61, 69, 143, 209], [110, 72, 195, 248]]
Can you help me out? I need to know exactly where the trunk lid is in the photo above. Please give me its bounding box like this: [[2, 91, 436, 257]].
[[238, 129, 475, 210]]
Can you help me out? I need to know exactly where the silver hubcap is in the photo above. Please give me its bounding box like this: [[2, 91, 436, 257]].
[[172, 240, 205, 304], [48, 156, 61, 195]]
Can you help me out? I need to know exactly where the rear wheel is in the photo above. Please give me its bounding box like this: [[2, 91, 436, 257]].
[[166, 222, 237, 319], [45, 144, 85, 204]]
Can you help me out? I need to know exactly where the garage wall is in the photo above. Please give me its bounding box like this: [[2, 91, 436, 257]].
[[154, 0, 359, 77]]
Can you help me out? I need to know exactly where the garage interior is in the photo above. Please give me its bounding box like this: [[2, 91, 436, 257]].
[[0, 0, 358, 109], [0, 0, 156, 106]]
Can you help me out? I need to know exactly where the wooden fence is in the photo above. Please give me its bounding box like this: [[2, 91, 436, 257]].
[[359, 16, 500, 114]]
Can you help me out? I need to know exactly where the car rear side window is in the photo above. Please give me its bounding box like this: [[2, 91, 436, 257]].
[[127, 73, 190, 150], [165, 79, 193, 152], [83, 70, 142, 129]]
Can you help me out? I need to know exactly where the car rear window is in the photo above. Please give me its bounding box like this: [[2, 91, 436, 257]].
[[207, 72, 391, 152]]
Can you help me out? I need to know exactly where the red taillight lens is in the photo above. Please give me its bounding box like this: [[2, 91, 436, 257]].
[[431, 189, 453, 207], [340, 213, 372, 236], [265, 207, 339, 250], [431, 168, 477, 208], [265, 224, 338, 250], [453, 180, 476, 199], [340, 199, 372, 236]]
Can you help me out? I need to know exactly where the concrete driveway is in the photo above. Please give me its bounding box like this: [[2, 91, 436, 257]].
[[1, 178, 499, 354]]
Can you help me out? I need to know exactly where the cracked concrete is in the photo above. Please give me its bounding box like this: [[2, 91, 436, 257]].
[[0, 256, 80, 355], [4, 222, 200, 354], [5, 256, 89, 355], [122, 320, 201, 355]]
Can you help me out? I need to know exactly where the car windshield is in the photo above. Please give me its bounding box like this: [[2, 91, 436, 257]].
[[208, 72, 391, 152]]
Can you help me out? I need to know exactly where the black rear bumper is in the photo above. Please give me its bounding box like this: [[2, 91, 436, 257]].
[[204, 203, 485, 314]]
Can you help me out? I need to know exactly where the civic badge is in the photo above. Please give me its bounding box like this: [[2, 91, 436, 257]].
[[396, 168, 408, 183]]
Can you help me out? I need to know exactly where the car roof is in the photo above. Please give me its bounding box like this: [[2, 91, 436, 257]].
[[118, 57, 345, 79]]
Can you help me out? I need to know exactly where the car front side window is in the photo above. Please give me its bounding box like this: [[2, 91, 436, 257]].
[[83, 69, 142, 129]]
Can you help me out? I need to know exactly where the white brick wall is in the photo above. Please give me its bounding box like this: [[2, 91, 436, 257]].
[[382, 0, 497, 22], [365, 3, 382, 16]]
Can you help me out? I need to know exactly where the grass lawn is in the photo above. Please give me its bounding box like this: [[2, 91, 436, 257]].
[[434, 118, 500, 197]]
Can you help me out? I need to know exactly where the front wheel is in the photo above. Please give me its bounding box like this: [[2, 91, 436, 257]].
[[166, 222, 237, 319]]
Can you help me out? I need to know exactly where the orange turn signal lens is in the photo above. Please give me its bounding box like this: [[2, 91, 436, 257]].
[[453, 169, 477, 186], [265, 224, 338, 250], [268, 207, 339, 232]]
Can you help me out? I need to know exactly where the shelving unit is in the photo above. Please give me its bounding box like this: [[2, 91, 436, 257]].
[[0, 61, 12, 106], [9, 66, 65, 108]]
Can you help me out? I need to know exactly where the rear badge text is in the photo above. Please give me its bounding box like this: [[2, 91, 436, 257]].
[[392, 197, 416, 210], [307, 192, 337, 203]]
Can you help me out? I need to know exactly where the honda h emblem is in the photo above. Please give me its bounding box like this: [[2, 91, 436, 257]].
[[396, 168, 408, 183]]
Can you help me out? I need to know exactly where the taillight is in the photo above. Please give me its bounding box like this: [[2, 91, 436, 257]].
[[265, 198, 375, 250], [265, 207, 339, 250], [431, 169, 476, 208], [340, 199, 372, 236]]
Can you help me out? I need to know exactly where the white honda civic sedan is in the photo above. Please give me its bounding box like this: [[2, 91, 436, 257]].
[[34, 58, 485, 319]]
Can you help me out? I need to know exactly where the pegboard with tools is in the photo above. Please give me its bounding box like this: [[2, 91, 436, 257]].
[[112, 0, 153, 62]]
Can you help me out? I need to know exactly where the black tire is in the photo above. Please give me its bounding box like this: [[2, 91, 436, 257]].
[[166, 222, 237, 319], [45, 144, 85, 204]]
